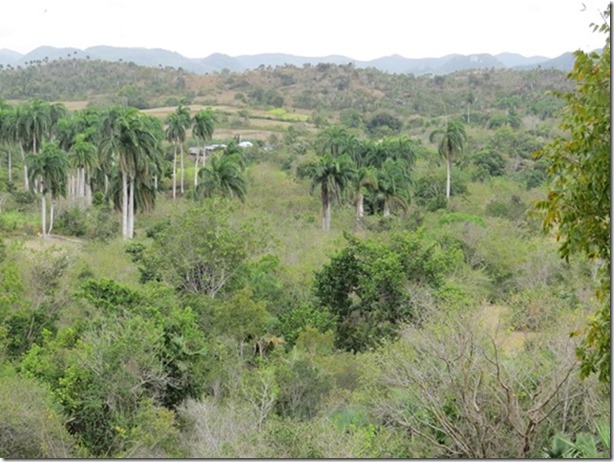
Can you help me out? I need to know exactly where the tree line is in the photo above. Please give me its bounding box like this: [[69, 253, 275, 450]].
[[0, 100, 249, 239]]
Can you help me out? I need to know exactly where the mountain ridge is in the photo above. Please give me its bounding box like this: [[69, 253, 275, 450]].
[[0, 45, 582, 75]]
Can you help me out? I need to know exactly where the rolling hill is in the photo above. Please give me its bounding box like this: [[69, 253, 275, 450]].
[[0, 45, 586, 75]]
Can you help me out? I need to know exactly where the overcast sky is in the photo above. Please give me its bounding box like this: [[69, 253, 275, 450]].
[[0, 0, 608, 60]]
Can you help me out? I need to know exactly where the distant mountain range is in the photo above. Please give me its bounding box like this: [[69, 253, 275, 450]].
[[0, 45, 582, 75]]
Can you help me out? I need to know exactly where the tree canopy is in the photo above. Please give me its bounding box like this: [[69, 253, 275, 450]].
[[536, 5, 611, 383]]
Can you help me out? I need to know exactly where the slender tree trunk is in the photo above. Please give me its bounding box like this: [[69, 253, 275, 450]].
[[85, 174, 92, 205], [40, 190, 46, 238], [356, 191, 364, 220], [20, 144, 28, 190], [446, 157, 451, 201], [180, 143, 184, 194], [121, 171, 129, 239], [104, 174, 109, 195], [383, 199, 391, 217], [322, 188, 331, 231], [173, 144, 177, 199], [81, 168, 85, 197], [128, 176, 135, 239], [48, 199, 54, 235], [80, 168, 86, 197]]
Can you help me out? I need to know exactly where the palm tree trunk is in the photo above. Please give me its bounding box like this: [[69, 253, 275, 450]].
[[48, 199, 54, 235], [446, 157, 451, 201], [180, 144, 184, 194], [40, 192, 46, 238], [356, 191, 364, 220], [122, 171, 129, 239], [128, 176, 135, 239], [322, 188, 331, 231], [20, 144, 28, 190], [173, 145, 177, 199], [85, 174, 92, 205], [383, 199, 391, 217], [80, 168, 86, 197]]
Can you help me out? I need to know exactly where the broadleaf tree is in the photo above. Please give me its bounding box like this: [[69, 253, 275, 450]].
[[535, 5, 611, 383]]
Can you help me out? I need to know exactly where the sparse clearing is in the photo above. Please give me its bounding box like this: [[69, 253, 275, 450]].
[[479, 304, 537, 353]]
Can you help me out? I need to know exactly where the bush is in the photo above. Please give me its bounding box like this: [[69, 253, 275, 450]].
[[54, 206, 88, 237], [0, 368, 76, 458], [0, 211, 27, 233]]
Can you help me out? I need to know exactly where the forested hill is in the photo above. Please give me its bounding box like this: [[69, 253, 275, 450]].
[[0, 58, 573, 119], [0, 45, 578, 75]]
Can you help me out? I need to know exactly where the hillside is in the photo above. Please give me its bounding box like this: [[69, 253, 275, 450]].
[[0, 57, 573, 120], [0, 34, 609, 460], [0, 44, 585, 75]]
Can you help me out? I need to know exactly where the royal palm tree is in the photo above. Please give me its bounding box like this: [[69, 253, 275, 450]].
[[429, 120, 467, 202], [23, 99, 52, 156], [28, 142, 68, 237], [192, 108, 217, 187], [376, 158, 411, 217], [319, 125, 351, 158], [0, 103, 14, 184], [222, 140, 247, 171], [352, 165, 378, 220], [196, 152, 247, 201], [165, 105, 191, 198], [11, 103, 32, 189], [304, 153, 355, 231], [345, 138, 377, 221], [101, 107, 163, 239], [69, 133, 97, 203]]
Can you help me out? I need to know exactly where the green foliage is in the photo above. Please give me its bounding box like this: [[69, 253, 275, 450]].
[[543, 421, 611, 458], [274, 354, 333, 419], [21, 278, 209, 456], [142, 200, 265, 297], [0, 367, 76, 458], [535, 8, 611, 383], [414, 171, 467, 211], [366, 111, 403, 135], [213, 287, 272, 353], [276, 304, 335, 348], [314, 234, 410, 351]]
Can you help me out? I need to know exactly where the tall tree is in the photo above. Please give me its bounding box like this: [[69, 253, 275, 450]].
[[429, 120, 466, 202], [319, 125, 351, 158], [23, 99, 52, 157], [346, 138, 377, 221], [303, 154, 355, 231], [196, 152, 247, 201], [69, 133, 97, 204], [101, 107, 163, 239], [28, 142, 68, 237], [12, 104, 32, 189], [536, 6, 611, 383], [0, 102, 14, 184], [192, 108, 216, 187], [165, 105, 191, 198], [376, 158, 411, 217]]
